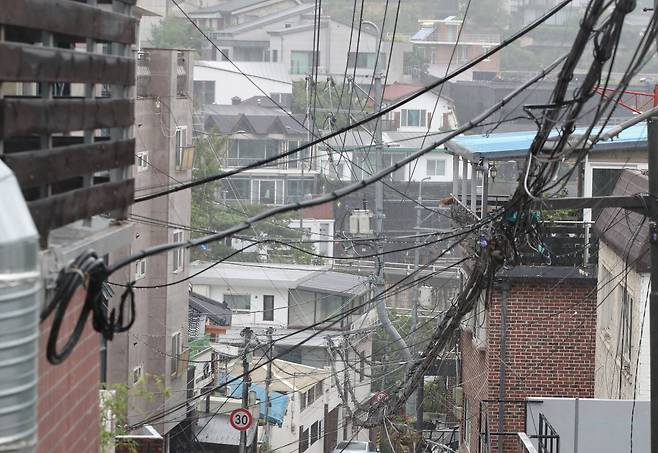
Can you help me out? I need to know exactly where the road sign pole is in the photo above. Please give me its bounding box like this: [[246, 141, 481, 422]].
[[239, 327, 253, 453]]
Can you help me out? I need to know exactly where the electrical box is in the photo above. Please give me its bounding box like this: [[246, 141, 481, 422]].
[[348, 209, 372, 235]]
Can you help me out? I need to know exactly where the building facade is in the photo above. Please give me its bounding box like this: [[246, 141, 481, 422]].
[[107, 48, 195, 443]]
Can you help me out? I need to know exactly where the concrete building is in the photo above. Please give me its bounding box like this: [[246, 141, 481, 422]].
[[107, 48, 195, 445], [189, 262, 375, 445], [194, 60, 293, 106], [206, 6, 405, 84], [200, 99, 319, 205], [189, 0, 303, 33], [410, 17, 501, 81], [594, 170, 651, 401]]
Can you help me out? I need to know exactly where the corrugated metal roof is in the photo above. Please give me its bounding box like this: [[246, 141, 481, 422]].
[[447, 123, 648, 160], [189, 292, 232, 326], [411, 27, 435, 41], [297, 271, 369, 296]]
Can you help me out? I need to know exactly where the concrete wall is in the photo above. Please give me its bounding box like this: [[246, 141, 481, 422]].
[[526, 397, 650, 453], [108, 48, 194, 436], [205, 282, 290, 326], [595, 241, 651, 400], [193, 64, 292, 105]]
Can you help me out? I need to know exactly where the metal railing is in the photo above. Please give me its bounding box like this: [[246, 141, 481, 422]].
[[537, 413, 560, 453]]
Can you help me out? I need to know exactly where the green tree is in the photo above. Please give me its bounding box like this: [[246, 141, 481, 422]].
[[191, 134, 318, 264], [150, 17, 203, 53]]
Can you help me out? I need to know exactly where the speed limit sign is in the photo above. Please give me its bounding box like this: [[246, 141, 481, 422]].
[[230, 408, 253, 431]]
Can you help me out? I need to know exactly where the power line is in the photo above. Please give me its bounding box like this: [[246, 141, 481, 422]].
[[134, 0, 573, 204]]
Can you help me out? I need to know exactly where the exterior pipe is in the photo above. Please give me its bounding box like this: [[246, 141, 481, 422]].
[[497, 281, 510, 453]]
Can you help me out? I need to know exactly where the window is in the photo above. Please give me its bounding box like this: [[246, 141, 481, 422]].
[[427, 159, 446, 176], [175, 126, 187, 169], [132, 365, 143, 384], [224, 294, 251, 313], [310, 421, 320, 444], [170, 332, 182, 374], [319, 223, 330, 255], [300, 392, 307, 411], [621, 286, 633, 363], [272, 49, 278, 62], [400, 109, 427, 127], [290, 50, 320, 74], [347, 52, 383, 69], [172, 230, 184, 273], [458, 46, 469, 63], [315, 381, 323, 395], [299, 427, 309, 452], [224, 178, 250, 200], [135, 258, 146, 280], [136, 151, 149, 172], [263, 295, 274, 321], [472, 292, 487, 347]]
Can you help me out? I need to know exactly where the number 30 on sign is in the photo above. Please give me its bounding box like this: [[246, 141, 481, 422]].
[[230, 408, 253, 431]]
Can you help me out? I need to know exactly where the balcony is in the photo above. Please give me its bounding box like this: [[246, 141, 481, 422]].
[[0, 0, 136, 244]]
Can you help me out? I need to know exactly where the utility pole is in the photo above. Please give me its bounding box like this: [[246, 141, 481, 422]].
[[413, 177, 430, 431], [264, 327, 274, 445], [371, 72, 414, 415], [239, 327, 253, 453], [648, 115, 658, 453]]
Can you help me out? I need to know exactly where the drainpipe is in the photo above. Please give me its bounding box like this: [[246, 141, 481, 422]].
[[497, 281, 510, 453], [0, 161, 41, 452]]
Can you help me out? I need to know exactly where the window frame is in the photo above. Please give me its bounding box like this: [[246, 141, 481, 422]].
[[172, 230, 185, 273], [135, 258, 147, 280], [170, 331, 182, 375], [426, 158, 446, 177], [224, 294, 251, 313], [400, 109, 427, 128], [136, 151, 149, 173], [175, 126, 188, 170]]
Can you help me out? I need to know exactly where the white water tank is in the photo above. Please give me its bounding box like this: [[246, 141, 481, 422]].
[[0, 160, 40, 451]]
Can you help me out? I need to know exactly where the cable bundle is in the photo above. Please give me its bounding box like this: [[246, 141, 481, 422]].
[[40, 251, 135, 364]]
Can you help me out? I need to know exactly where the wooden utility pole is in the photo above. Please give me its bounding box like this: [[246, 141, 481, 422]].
[[239, 327, 253, 453], [264, 327, 274, 445]]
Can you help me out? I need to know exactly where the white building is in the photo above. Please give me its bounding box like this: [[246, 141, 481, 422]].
[[319, 129, 458, 183], [194, 61, 292, 105], [594, 169, 651, 400], [189, 262, 375, 448]]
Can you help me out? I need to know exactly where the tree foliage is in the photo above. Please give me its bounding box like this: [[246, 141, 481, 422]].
[[191, 134, 318, 264], [150, 17, 204, 53]]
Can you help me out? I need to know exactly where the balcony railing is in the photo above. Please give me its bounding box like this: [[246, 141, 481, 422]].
[[0, 0, 136, 244]]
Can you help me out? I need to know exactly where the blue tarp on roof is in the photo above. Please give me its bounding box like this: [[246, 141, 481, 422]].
[[221, 374, 289, 427], [449, 123, 648, 159], [412, 27, 435, 41]]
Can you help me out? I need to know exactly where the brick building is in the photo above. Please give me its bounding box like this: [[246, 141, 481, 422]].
[[458, 266, 597, 453]]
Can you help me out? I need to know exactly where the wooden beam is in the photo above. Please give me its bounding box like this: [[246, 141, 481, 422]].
[[0, 98, 134, 138], [0, 42, 135, 85], [28, 179, 134, 236], [0, 0, 136, 44], [3, 139, 135, 187]]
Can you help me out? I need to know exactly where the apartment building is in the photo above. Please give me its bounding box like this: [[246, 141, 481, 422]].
[[107, 48, 195, 445]]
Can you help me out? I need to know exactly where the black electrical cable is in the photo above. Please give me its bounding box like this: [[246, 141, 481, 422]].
[[134, 0, 573, 204]]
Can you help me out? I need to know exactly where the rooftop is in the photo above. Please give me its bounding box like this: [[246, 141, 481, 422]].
[[446, 122, 648, 160], [594, 169, 650, 272], [195, 60, 292, 84]]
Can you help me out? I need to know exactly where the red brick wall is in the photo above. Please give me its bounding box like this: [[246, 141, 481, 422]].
[[38, 289, 100, 453], [459, 277, 596, 453], [460, 329, 489, 452]]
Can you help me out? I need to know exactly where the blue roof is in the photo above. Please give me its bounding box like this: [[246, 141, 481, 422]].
[[411, 27, 435, 41], [222, 374, 289, 427], [448, 123, 648, 159]]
